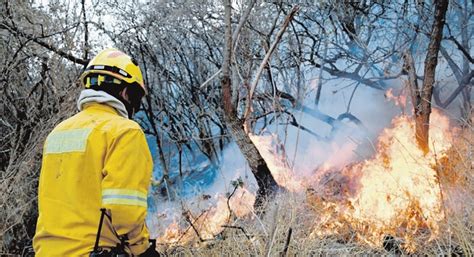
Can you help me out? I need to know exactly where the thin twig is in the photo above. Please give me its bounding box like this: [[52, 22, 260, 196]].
[[199, 0, 257, 89], [183, 211, 213, 243], [281, 227, 293, 257], [221, 225, 251, 240], [226, 183, 240, 223], [81, 0, 89, 61], [244, 6, 300, 130], [265, 203, 280, 257]]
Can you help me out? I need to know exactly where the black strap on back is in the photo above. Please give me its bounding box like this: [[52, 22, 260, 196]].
[[92, 208, 107, 253]]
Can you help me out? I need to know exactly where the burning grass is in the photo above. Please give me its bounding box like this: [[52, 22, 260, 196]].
[[154, 112, 473, 255], [307, 111, 452, 252], [157, 184, 472, 256]]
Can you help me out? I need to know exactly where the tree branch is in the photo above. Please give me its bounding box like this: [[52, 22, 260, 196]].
[[199, 0, 256, 89], [244, 5, 300, 131], [434, 70, 474, 108], [0, 23, 89, 65]]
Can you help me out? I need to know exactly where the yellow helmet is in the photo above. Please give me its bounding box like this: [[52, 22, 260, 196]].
[[79, 48, 146, 95]]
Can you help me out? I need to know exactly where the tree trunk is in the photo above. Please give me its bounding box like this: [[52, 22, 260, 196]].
[[225, 116, 280, 205], [221, 0, 280, 207], [407, 0, 449, 153]]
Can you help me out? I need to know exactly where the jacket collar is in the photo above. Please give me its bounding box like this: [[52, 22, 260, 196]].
[[77, 89, 129, 118]]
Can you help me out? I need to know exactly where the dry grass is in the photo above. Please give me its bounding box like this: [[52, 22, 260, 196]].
[[0, 88, 79, 254], [1, 109, 471, 255], [158, 193, 384, 256]]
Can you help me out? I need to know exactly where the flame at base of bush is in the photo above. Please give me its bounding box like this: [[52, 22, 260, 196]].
[[307, 110, 452, 251], [154, 110, 456, 252]]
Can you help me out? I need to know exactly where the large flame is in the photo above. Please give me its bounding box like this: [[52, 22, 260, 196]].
[[154, 109, 454, 252], [307, 109, 452, 251], [249, 134, 303, 192]]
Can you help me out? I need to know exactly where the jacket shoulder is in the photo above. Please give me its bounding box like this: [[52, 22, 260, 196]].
[[47, 111, 82, 132], [102, 116, 144, 136], [47, 109, 144, 137]]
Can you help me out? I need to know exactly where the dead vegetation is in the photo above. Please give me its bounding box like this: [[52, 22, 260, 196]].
[[0, 88, 79, 253], [153, 122, 473, 256], [1, 0, 472, 255]]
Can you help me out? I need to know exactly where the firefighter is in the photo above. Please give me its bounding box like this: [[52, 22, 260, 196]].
[[33, 48, 157, 256]]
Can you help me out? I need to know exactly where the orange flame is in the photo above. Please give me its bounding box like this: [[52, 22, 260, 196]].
[[250, 134, 303, 192], [155, 109, 454, 252], [385, 88, 407, 109], [156, 187, 255, 247], [308, 109, 452, 251]]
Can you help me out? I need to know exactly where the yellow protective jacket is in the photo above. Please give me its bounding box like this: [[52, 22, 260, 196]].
[[33, 103, 153, 256]]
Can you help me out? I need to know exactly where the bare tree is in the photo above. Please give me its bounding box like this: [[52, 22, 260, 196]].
[[221, 0, 281, 206], [0, 0, 469, 252]]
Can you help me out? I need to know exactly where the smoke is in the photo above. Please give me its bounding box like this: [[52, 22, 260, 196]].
[[146, 74, 405, 236], [260, 77, 403, 179], [146, 75, 407, 238], [146, 142, 258, 238]]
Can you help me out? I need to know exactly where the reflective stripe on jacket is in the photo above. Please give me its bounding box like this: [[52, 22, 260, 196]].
[[33, 102, 153, 256]]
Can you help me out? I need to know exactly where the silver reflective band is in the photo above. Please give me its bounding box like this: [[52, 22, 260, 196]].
[[94, 65, 105, 69], [102, 189, 147, 207], [118, 69, 128, 76], [44, 128, 92, 154]]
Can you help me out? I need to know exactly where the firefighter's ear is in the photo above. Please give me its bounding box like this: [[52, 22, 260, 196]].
[[120, 87, 130, 103]]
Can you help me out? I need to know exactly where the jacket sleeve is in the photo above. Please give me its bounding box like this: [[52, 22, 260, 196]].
[[101, 127, 153, 255]]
